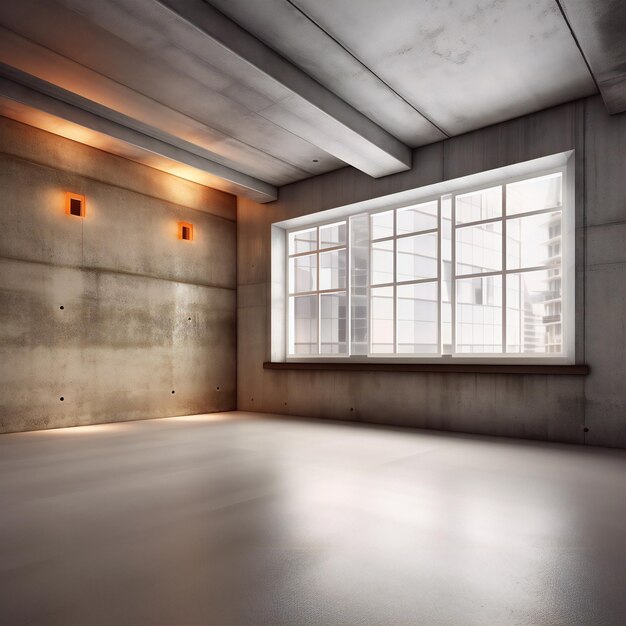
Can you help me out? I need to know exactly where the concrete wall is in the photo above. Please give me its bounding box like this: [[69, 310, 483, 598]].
[[0, 116, 237, 433], [237, 95, 626, 449]]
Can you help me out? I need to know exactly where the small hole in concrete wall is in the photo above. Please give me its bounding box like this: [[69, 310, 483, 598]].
[[251, 398, 254, 402], [188, 317, 191, 321], [60, 397, 64, 401], [171, 390, 175, 394], [350, 407, 354, 412], [60, 306, 64, 310], [584, 427, 589, 433], [216, 386, 220, 391], [284, 402, 287, 406]]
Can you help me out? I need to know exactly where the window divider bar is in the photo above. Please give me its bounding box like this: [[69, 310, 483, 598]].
[[437, 197, 442, 355], [453, 264, 556, 283], [393, 209, 397, 354], [397, 227, 438, 238], [504, 206, 563, 221], [289, 288, 347, 297], [455, 206, 563, 231], [346, 220, 351, 357], [371, 227, 439, 245], [451, 195, 457, 354], [502, 185, 507, 353], [289, 245, 346, 259], [317, 226, 321, 355], [504, 265, 558, 275], [371, 277, 438, 290], [455, 215, 503, 229]]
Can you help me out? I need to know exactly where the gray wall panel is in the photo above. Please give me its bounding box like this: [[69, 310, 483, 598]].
[[0, 118, 236, 432], [238, 95, 626, 448]]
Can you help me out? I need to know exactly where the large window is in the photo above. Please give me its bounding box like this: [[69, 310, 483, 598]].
[[286, 167, 571, 361]]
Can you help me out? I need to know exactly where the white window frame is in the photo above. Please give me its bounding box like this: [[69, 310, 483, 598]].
[[366, 197, 441, 357], [449, 167, 568, 359], [277, 153, 575, 365], [286, 218, 349, 356]]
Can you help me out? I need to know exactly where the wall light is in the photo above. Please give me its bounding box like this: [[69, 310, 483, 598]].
[[65, 192, 86, 217], [178, 221, 194, 241]]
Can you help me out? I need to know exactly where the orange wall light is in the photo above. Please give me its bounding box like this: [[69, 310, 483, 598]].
[[178, 221, 194, 241], [65, 192, 86, 217]]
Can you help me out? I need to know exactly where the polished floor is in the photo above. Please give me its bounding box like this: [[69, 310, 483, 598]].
[[1, 412, 626, 625]]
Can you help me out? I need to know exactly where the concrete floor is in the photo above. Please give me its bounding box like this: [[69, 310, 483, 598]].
[[1, 412, 626, 625]]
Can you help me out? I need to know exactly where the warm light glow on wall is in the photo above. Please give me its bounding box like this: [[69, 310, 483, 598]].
[[65, 192, 86, 217], [178, 221, 194, 241]]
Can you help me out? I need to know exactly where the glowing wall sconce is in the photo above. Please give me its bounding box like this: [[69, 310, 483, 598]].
[[65, 192, 86, 217], [178, 221, 194, 241]]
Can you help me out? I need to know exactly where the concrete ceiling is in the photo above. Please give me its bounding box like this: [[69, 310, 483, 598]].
[[0, 0, 616, 203], [558, 0, 626, 115]]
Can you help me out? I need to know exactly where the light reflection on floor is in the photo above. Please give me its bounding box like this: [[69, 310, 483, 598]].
[[1, 411, 625, 625]]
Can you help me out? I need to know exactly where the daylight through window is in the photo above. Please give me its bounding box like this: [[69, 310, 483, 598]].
[[286, 169, 569, 360]]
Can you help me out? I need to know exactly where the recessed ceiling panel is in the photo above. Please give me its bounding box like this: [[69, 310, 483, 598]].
[[221, 0, 597, 137], [206, 0, 447, 146]]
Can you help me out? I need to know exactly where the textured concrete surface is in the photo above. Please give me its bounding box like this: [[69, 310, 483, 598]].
[[0, 116, 236, 220], [1, 411, 626, 625], [237, 95, 626, 448], [0, 118, 237, 433], [0, 0, 605, 195], [559, 0, 626, 114], [212, 0, 595, 136]]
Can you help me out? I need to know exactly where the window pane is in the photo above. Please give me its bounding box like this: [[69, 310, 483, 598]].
[[456, 222, 502, 275], [350, 214, 369, 356], [319, 249, 346, 290], [456, 275, 502, 353], [507, 211, 561, 270], [321, 292, 347, 354], [397, 282, 438, 354], [289, 254, 317, 293], [289, 295, 318, 355], [371, 239, 394, 285], [319, 222, 346, 249], [506, 270, 562, 353], [456, 186, 501, 224], [289, 228, 316, 254], [371, 210, 394, 239], [371, 286, 394, 353], [506, 172, 562, 216], [396, 200, 438, 235], [397, 232, 438, 282]]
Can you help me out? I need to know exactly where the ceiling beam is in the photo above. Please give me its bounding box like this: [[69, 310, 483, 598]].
[[558, 0, 626, 114], [55, 0, 412, 177], [0, 64, 277, 202]]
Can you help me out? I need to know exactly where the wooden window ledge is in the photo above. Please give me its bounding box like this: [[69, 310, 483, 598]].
[[263, 362, 590, 375]]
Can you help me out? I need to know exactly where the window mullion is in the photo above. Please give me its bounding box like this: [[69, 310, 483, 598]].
[[437, 197, 442, 356], [285, 226, 290, 357], [346, 220, 351, 357], [451, 195, 457, 355], [317, 227, 321, 355], [393, 209, 397, 354], [502, 185, 507, 354]]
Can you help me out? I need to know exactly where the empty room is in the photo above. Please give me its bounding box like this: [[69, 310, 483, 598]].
[[1, 0, 626, 624]]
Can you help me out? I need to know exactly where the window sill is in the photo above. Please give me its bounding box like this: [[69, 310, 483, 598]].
[[263, 362, 590, 375]]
